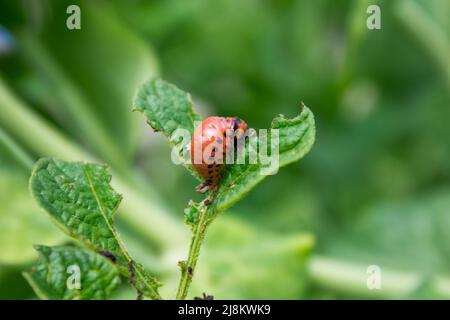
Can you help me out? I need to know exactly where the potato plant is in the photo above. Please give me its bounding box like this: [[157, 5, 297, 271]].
[[24, 79, 315, 299]]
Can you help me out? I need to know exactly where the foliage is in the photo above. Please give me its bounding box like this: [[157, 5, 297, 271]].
[[28, 158, 161, 299], [0, 0, 449, 300], [24, 78, 314, 299], [133, 79, 315, 214], [23, 245, 121, 300]]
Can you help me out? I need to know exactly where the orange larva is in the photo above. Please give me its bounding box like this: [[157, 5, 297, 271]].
[[190, 116, 248, 193]]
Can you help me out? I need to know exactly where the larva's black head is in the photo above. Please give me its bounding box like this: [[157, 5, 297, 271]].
[[233, 117, 242, 130], [229, 117, 248, 133], [225, 117, 248, 140]]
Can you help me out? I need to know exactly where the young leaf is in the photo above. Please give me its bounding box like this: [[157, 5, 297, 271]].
[[184, 200, 202, 229], [133, 78, 315, 215], [29, 158, 161, 299], [23, 245, 121, 300], [214, 108, 315, 214], [133, 78, 201, 137], [133, 78, 202, 178], [134, 78, 315, 299]]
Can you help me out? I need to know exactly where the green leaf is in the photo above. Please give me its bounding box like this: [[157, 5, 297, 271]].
[[133, 78, 202, 178], [133, 78, 201, 137], [184, 200, 202, 229], [214, 107, 315, 213], [23, 245, 121, 300], [134, 79, 315, 299], [133, 78, 315, 214], [29, 158, 161, 299], [30, 158, 125, 262]]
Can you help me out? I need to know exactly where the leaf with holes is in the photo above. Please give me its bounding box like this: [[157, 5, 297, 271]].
[[133, 79, 315, 216], [213, 108, 315, 215], [29, 158, 161, 299], [134, 79, 315, 300], [133, 78, 202, 179]]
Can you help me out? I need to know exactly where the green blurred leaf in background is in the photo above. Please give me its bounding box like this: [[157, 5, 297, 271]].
[[1, 0, 449, 300]]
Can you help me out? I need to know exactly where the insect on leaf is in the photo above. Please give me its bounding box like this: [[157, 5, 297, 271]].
[[134, 79, 316, 218], [214, 107, 315, 214]]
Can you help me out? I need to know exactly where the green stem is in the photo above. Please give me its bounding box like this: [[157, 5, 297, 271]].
[[176, 202, 213, 300]]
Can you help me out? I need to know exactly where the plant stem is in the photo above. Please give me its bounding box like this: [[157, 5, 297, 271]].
[[176, 202, 212, 300]]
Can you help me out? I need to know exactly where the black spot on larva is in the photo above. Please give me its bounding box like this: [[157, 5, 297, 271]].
[[208, 164, 213, 168], [208, 170, 213, 175]]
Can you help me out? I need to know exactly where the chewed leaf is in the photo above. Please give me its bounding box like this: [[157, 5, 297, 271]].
[[133, 78, 201, 135], [214, 107, 315, 214], [133, 79, 315, 300], [30, 158, 126, 264], [184, 201, 200, 228], [29, 158, 161, 299], [184, 200, 209, 229], [23, 245, 121, 300], [134, 78, 315, 218], [133, 79, 202, 179]]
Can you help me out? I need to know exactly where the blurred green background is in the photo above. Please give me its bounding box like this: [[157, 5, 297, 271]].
[[0, 0, 449, 299]]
